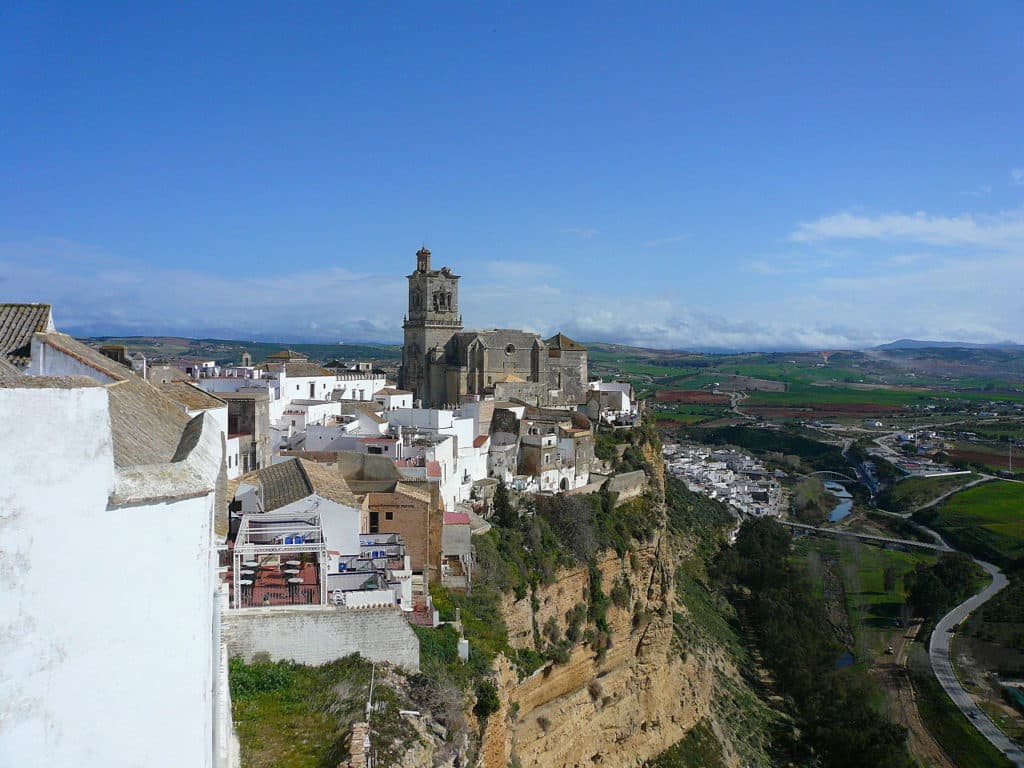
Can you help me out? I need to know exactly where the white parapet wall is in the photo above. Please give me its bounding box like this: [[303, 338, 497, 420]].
[[223, 606, 420, 672]]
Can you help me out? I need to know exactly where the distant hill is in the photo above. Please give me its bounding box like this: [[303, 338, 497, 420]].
[[83, 336, 402, 364], [875, 339, 1023, 350]]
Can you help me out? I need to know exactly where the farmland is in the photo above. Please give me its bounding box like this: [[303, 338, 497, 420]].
[[913, 481, 1024, 568]]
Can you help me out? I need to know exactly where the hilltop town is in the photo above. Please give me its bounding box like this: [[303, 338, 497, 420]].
[[0, 250, 647, 767]]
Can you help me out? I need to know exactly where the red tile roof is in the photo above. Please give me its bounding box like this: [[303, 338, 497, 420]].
[[443, 511, 471, 525], [473, 435, 489, 448], [426, 460, 442, 478]]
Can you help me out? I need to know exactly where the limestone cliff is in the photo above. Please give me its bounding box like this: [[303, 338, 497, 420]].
[[478, 441, 769, 768]]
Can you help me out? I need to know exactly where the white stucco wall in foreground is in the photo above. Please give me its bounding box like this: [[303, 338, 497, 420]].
[[0, 385, 221, 768]]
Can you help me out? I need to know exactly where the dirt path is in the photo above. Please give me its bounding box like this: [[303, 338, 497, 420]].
[[885, 665, 956, 768], [874, 622, 957, 768]]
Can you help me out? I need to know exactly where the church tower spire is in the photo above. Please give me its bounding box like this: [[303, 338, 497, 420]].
[[399, 247, 462, 405]]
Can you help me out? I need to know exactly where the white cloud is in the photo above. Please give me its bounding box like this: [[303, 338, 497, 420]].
[[643, 234, 690, 248], [560, 227, 598, 239], [1012, 168, 1024, 186], [3, 230, 1021, 352], [790, 208, 1024, 249], [481, 260, 561, 280]]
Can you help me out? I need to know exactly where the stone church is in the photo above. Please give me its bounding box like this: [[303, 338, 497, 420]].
[[398, 247, 588, 408]]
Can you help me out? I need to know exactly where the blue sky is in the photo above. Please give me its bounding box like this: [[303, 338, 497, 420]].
[[2, 2, 1022, 349]]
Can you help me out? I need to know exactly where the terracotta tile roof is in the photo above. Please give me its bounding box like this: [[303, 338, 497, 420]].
[[443, 511, 471, 525], [473, 435, 489, 448], [0, 303, 53, 368], [0, 372, 100, 389], [375, 388, 412, 396], [544, 332, 586, 351], [394, 482, 432, 503], [496, 372, 526, 383], [239, 457, 360, 511], [356, 403, 386, 424], [106, 377, 194, 467], [34, 332, 129, 382], [157, 381, 227, 411], [259, 360, 333, 377], [266, 349, 308, 360], [426, 460, 442, 479], [0, 358, 24, 384]]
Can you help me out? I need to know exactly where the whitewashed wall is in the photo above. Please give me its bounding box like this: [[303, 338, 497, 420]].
[[0, 384, 221, 768]]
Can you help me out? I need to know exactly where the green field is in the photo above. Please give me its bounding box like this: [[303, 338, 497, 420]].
[[915, 482, 1024, 568], [792, 537, 937, 655], [878, 474, 982, 513]]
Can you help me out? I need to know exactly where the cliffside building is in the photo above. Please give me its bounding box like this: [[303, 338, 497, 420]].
[[399, 247, 588, 408]]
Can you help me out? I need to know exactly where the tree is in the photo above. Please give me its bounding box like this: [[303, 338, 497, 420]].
[[492, 481, 515, 528], [883, 566, 899, 593]]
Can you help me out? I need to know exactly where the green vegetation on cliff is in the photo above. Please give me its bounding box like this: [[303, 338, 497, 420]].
[[229, 655, 416, 768]]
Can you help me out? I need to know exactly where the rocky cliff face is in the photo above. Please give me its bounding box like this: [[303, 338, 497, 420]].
[[478, 442, 762, 768]]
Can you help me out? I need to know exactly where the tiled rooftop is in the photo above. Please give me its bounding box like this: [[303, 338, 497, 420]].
[[0, 303, 53, 367]]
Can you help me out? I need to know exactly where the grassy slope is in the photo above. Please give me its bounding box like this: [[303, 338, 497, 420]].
[[924, 482, 1024, 567], [884, 474, 982, 512]]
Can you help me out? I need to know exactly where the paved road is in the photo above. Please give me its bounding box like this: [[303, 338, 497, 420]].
[[930, 559, 1024, 767]]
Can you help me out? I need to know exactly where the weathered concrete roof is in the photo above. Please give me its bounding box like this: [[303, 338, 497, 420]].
[[0, 303, 53, 367], [157, 381, 227, 411], [544, 332, 586, 351]]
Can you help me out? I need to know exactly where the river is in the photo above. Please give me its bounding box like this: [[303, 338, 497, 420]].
[[824, 480, 854, 522]]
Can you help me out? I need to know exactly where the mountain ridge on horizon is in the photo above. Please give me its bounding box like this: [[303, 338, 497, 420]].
[[78, 332, 1024, 358]]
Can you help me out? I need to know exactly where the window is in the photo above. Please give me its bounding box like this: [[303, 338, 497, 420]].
[[385, 511, 394, 521], [505, 343, 515, 355]]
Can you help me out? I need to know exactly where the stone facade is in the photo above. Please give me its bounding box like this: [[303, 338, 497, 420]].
[[399, 248, 587, 408]]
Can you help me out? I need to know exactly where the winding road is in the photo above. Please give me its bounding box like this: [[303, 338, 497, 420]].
[[930, 559, 1024, 766], [784, 485, 1024, 763]]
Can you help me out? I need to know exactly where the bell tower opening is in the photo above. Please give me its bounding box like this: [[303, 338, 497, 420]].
[[416, 246, 431, 272]]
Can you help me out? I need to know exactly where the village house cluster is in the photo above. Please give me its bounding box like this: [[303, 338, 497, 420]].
[[0, 250, 639, 767], [662, 442, 786, 518]]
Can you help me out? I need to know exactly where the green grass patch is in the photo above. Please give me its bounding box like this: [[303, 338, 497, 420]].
[[877, 473, 981, 513], [229, 654, 417, 768], [645, 719, 728, 768], [914, 481, 1024, 568]]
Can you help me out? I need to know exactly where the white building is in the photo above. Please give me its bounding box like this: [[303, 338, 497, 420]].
[[2, 330, 231, 768]]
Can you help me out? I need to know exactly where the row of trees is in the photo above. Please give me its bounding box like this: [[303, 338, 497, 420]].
[[713, 519, 915, 768]]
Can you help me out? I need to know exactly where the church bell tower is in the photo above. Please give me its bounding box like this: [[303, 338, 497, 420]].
[[399, 247, 463, 405]]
